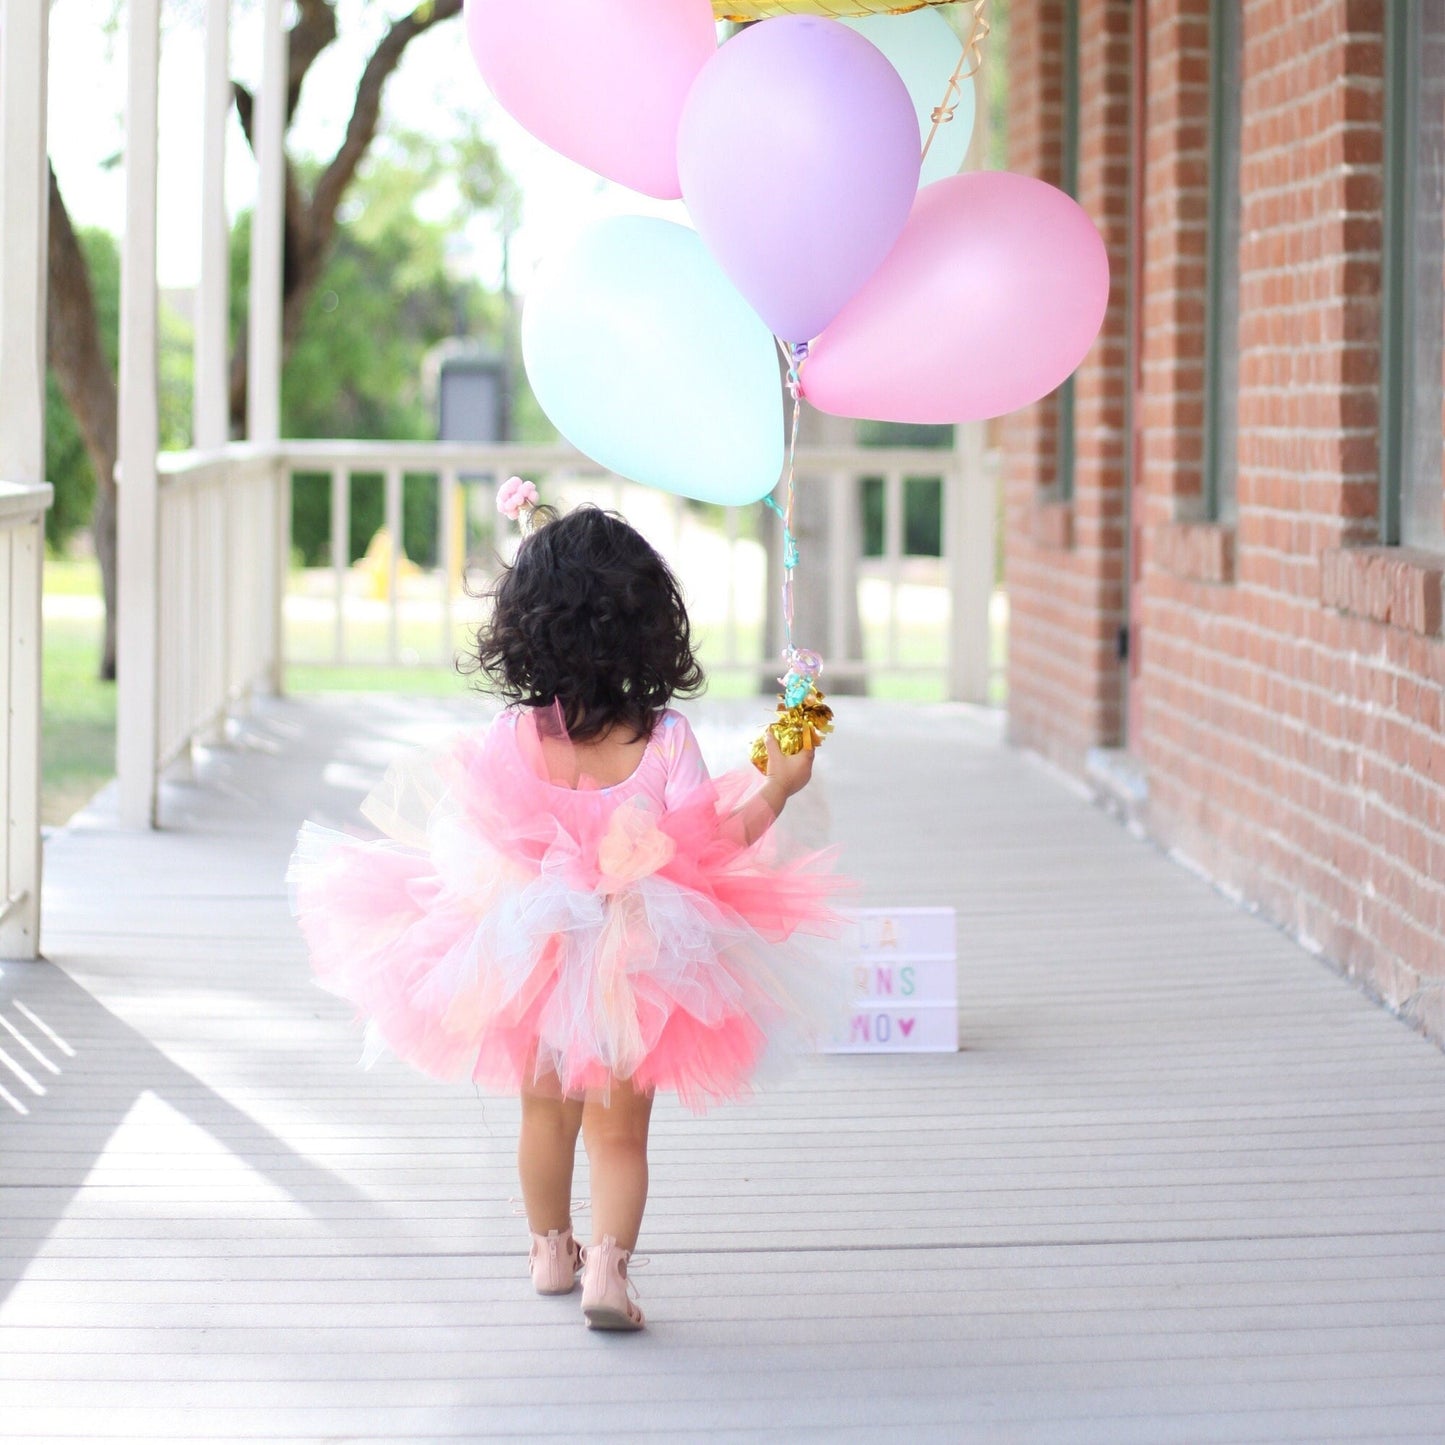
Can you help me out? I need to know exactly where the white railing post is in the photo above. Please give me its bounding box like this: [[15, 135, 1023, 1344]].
[[438, 467, 459, 665], [384, 465, 402, 664], [194, 0, 231, 453], [827, 470, 854, 663], [947, 422, 997, 704], [0, 0, 49, 482], [248, 0, 285, 448], [0, 0, 51, 954], [946, 41, 998, 707], [269, 455, 290, 693], [0, 497, 49, 959], [883, 468, 904, 670], [249, 0, 288, 692], [116, 0, 163, 828], [330, 465, 348, 664]]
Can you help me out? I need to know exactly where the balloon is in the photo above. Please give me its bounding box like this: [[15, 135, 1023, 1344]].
[[521, 217, 785, 507], [842, 11, 975, 187], [678, 16, 920, 343], [716, 1, 954, 16], [801, 173, 1111, 424], [464, 0, 716, 199]]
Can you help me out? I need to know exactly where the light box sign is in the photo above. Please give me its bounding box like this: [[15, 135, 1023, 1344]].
[[821, 907, 959, 1054]]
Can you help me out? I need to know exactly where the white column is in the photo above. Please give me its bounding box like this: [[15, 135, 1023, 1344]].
[[248, 0, 288, 692], [0, 0, 49, 479], [947, 425, 996, 704], [946, 44, 996, 706], [116, 0, 162, 828], [194, 0, 231, 452], [247, 0, 285, 445], [0, 0, 51, 956]]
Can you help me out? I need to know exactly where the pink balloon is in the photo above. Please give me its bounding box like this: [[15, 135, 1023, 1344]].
[[464, 0, 716, 200], [801, 173, 1112, 423], [677, 17, 920, 344]]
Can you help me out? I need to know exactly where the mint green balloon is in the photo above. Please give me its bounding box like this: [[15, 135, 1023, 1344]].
[[521, 216, 784, 507], [844, 11, 976, 188]]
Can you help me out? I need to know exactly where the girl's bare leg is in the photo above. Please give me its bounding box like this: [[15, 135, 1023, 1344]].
[[581, 1076, 654, 1252], [518, 1082, 585, 1235]]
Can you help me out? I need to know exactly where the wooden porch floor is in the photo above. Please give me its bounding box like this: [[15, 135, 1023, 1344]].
[[3, 694, 1444, 1443]]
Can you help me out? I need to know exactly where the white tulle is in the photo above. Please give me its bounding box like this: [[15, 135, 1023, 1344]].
[[288, 708, 850, 1110]]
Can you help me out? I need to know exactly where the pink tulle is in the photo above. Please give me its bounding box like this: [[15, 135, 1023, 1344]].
[[288, 709, 849, 1111]]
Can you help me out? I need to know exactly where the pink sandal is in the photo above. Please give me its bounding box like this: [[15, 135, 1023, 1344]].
[[529, 1227, 583, 1296], [580, 1235, 645, 1331]]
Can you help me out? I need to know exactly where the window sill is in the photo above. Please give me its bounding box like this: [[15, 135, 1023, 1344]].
[[1154, 521, 1235, 584], [1320, 546, 1444, 637], [1032, 498, 1074, 551]]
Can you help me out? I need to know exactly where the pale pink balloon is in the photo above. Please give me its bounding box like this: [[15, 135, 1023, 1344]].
[[801, 173, 1112, 424], [464, 0, 716, 200]]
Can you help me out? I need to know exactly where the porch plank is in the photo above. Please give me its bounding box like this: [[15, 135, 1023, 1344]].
[[2, 695, 1444, 1442]]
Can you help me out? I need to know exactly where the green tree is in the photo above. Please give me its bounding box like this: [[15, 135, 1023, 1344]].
[[282, 135, 500, 444], [48, 0, 471, 677], [233, 129, 528, 567]]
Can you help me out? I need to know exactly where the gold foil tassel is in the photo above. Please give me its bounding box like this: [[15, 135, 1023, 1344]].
[[751, 685, 836, 774]]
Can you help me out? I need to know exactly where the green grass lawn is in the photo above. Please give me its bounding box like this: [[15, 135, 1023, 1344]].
[[42, 612, 115, 826], [43, 557, 109, 596]]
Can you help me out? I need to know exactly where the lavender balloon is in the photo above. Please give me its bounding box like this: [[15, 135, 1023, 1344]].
[[677, 16, 921, 344]]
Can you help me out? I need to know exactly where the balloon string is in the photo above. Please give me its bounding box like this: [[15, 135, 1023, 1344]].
[[921, 0, 991, 164], [766, 343, 807, 659]]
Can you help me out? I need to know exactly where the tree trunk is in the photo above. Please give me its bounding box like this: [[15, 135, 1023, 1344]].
[[46, 165, 119, 679], [92, 478, 119, 677], [227, 0, 462, 435]]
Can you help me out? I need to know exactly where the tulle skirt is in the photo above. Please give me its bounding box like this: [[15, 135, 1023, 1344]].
[[288, 717, 848, 1111]]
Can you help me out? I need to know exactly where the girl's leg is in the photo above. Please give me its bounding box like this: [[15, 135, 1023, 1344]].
[[581, 1076, 654, 1252], [518, 1082, 585, 1235]]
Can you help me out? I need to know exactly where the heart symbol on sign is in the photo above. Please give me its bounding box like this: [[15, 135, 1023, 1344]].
[[898, 1017, 915, 1038]]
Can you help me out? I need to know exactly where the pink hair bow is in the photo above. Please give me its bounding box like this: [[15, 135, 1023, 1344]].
[[497, 475, 539, 524]]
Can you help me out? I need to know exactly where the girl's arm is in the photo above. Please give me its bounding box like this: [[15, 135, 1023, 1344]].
[[659, 712, 815, 846], [728, 732, 814, 846]]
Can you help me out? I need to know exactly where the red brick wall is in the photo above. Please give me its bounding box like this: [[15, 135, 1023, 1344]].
[[1004, 0, 1134, 768], [1005, 0, 1445, 1042]]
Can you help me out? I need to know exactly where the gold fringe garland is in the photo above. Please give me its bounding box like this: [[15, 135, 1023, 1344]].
[[714, 1, 946, 19]]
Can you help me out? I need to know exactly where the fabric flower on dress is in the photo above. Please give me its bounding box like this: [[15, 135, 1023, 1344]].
[[597, 802, 677, 891]]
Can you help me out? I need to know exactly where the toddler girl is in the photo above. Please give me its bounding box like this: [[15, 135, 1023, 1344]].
[[289, 487, 844, 1331]]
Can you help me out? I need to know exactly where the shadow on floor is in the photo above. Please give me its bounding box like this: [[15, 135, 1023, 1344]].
[[0, 957, 375, 1304]]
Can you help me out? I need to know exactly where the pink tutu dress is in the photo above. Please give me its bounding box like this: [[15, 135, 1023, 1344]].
[[288, 708, 847, 1110]]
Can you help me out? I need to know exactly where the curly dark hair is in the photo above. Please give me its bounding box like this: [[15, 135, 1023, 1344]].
[[466, 504, 705, 743]]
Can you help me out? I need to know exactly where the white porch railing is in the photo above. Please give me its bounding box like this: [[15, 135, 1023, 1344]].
[[278, 440, 999, 686], [127, 437, 999, 825], [154, 446, 285, 771], [0, 480, 51, 957]]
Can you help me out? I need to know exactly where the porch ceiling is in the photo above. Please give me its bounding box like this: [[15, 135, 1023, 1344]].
[[3, 695, 1445, 1439]]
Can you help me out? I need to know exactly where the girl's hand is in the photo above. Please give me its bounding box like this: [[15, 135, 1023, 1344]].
[[730, 732, 816, 845], [762, 729, 815, 798]]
